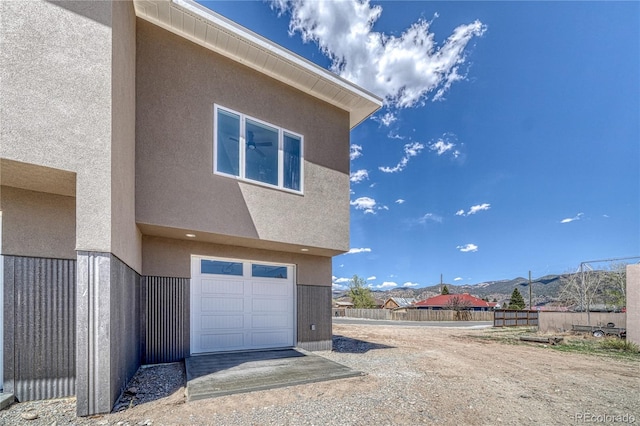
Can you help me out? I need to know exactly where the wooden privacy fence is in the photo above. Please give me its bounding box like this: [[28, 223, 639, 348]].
[[333, 308, 494, 322], [494, 310, 539, 327]]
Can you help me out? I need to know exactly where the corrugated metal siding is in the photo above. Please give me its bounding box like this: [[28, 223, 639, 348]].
[[109, 255, 142, 407], [296, 285, 331, 349], [142, 276, 190, 363], [3, 255, 76, 401]]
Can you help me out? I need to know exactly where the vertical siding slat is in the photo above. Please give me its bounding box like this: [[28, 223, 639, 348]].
[[5, 256, 76, 402], [142, 276, 190, 363]]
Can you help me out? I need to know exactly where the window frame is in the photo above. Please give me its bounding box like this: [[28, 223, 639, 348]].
[[213, 104, 304, 194]]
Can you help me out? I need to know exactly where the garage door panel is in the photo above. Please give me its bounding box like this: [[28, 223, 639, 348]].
[[201, 278, 244, 295], [251, 281, 291, 296], [201, 333, 245, 351], [201, 314, 244, 330], [201, 297, 244, 312], [251, 331, 292, 347], [251, 314, 290, 328], [251, 298, 289, 313]]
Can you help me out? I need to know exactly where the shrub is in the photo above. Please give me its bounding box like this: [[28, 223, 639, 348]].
[[599, 337, 640, 353]]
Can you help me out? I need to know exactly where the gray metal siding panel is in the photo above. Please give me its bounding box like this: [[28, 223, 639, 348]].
[[76, 252, 143, 416], [3, 255, 76, 401], [296, 285, 331, 349], [109, 255, 142, 409], [142, 276, 190, 363]]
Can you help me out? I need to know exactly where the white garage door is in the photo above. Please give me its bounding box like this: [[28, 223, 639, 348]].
[[190, 256, 295, 354]]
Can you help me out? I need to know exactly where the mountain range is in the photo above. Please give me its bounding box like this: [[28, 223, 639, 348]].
[[334, 274, 568, 306]]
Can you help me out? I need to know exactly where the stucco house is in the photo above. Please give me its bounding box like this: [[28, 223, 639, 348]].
[[0, 0, 381, 416]]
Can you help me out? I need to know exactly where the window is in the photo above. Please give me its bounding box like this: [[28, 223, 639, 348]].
[[214, 105, 303, 193], [252, 264, 288, 279], [201, 259, 243, 276]]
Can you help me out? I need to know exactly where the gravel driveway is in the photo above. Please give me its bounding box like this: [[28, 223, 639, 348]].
[[1, 323, 638, 425]]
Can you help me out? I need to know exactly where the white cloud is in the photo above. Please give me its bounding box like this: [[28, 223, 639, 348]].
[[334, 277, 351, 284], [369, 183, 376, 188], [350, 144, 363, 160], [402, 282, 419, 288], [379, 142, 424, 173], [561, 212, 584, 224], [346, 247, 372, 255], [429, 139, 455, 155], [388, 131, 405, 140], [350, 196, 387, 214], [457, 243, 478, 253], [376, 281, 398, 289], [454, 277, 463, 281], [395, 199, 405, 204], [332, 283, 347, 291], [271, 0, 486, 108], [350, 169, 369, 183], [367, 276, 376, 281], [457, 203, 491, 216], [468, 203, 491, 215], [419, 213, 443, 224], [378, 111, 397, 127], [350, 197, 376, 214]]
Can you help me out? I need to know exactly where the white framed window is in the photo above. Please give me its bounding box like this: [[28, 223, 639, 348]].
[[214, 105, 304, 193]]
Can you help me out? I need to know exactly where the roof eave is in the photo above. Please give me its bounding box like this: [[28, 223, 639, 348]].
[[133, 0, 383, 128]]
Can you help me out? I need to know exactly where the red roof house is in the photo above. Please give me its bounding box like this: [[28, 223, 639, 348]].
[[414, 293, 494, 311]]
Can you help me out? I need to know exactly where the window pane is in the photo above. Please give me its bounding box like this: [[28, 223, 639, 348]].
[[283, 133, 301, 191], [252, 264, 288, 279], [216, 109, 240, 176], [201, 259, 243, 276], [245, 119, 278, 186]]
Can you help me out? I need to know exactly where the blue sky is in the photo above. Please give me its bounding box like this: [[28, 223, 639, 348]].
[[199, 1, 639, 290]]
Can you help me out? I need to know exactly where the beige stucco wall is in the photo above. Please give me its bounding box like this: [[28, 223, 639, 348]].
[[0, 0, 141, 271], [111, 0, 142, 271], [142, 236, 331, 287], [627, 264, 639, 345], [135, 19, 351, 253], [0, 186, 76, 259]]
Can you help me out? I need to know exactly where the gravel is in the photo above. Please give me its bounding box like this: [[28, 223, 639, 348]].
[[0, 324, 638, 425]]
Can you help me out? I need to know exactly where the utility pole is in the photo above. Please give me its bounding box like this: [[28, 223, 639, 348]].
[[529, 270, 532, 310]]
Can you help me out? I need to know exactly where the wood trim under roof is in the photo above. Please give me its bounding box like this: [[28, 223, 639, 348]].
[[133, 0, 383, 128]]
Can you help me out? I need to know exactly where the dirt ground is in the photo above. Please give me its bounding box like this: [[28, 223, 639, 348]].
[[3, 323, 639, 425]]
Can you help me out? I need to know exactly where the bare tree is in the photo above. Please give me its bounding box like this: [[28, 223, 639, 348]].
[[602, 263, 627, 308], [445, 295, 472, 321], [558, 268, 607, 325]]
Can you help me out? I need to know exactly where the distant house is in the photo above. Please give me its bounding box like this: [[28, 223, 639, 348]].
[[333, 299, 354, 309], [414, 293, 493, 311], [334, 297, 383, 309], [384, 297, 417, 309]]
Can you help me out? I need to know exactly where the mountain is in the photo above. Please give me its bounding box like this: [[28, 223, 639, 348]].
[[334, 273, 569, 306]]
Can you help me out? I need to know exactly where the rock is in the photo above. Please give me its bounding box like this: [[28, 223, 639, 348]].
[[21, 411, 39, 420]]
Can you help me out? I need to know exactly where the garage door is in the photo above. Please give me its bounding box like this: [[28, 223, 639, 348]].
[[190, 256, 295, 354]]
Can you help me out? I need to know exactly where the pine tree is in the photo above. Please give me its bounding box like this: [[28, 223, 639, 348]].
[[441, 285, 450, 295], [508, 288, 526, 310]]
